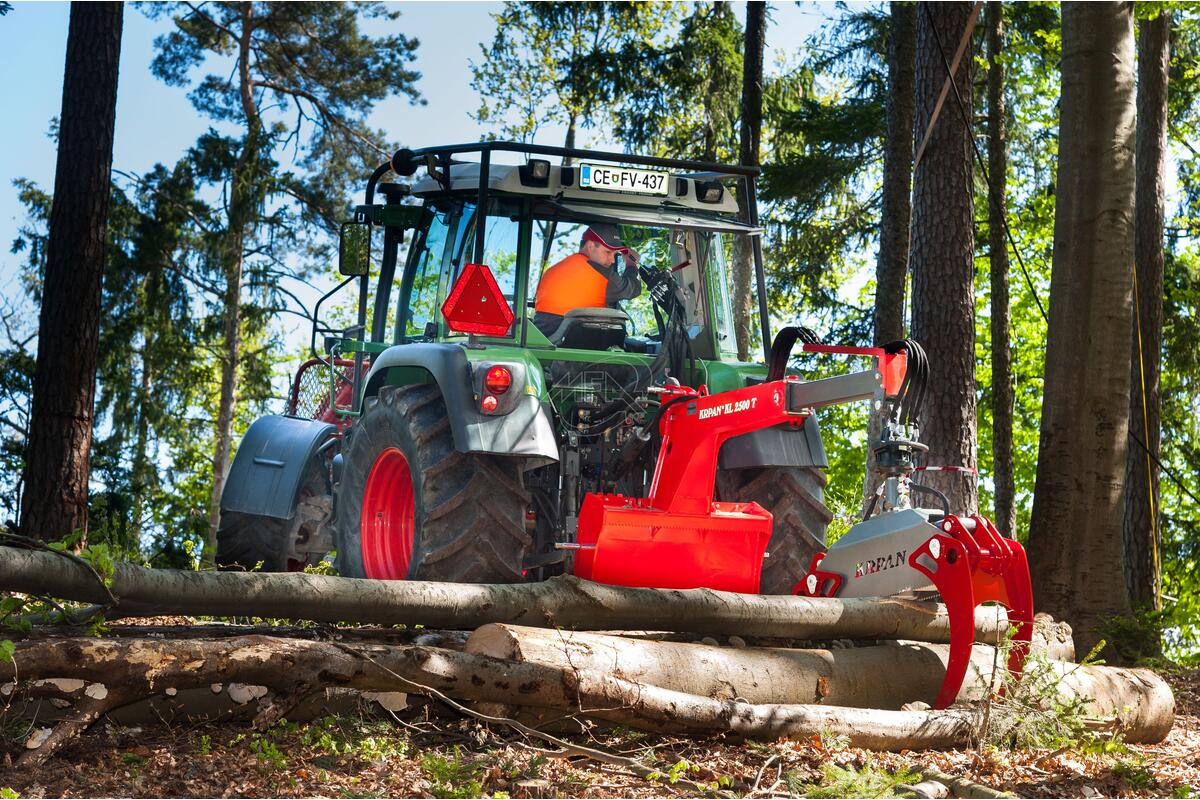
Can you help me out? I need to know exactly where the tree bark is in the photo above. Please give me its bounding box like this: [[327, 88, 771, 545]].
[[1124, 8, 1169, 619], [986, 2, 1016, 539], [1028, 2, 1136, 658], [18, 2, 123, 544], [875, 2, 917, 346], [909, 1, 978, 514], [864, 1, 917, 510], [205, 3, 260, 562], [465, 624, 1173, 741], [0, 546, 1031, 644], [732, 1, 765, 361]]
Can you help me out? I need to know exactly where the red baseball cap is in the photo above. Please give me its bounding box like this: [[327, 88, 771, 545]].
[[582, 224, 630, 254]]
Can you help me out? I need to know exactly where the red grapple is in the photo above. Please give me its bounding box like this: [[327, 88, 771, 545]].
[[797, 513, 1034, 709], [910, 515, 1034, 708]]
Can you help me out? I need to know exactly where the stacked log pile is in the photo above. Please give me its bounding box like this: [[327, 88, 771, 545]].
[[0, 545, 1176, 765]]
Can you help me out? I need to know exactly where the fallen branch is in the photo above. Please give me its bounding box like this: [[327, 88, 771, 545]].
[[909, 765, 1014, 798], [0, 545, 1030, 643]]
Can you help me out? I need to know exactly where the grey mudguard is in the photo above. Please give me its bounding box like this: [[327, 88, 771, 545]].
[[718, 414, 829, 470], [220, 415, 337, 519], [362, 342, 558, 463]]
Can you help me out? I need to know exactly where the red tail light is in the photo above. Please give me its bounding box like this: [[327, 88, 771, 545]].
[[484, 366, 512, 395], [480, 395, 499, 412]]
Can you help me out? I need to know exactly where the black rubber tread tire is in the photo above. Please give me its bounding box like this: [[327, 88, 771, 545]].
[[335, 383, 532, 583], [215, 513, 291, 572], [715, 465, 833, 594], [216, 458, 329, 572]]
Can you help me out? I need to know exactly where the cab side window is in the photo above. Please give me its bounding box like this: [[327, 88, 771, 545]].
[[453, 200, 522, 303], [400, 205, 451, 339]]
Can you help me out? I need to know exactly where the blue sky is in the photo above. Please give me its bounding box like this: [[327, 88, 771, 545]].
[[0, 2, 827, 309]]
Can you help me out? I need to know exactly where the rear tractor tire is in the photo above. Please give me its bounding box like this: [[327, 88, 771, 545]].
[[335, 384, 532, 582], [715, 465, 832, 594]]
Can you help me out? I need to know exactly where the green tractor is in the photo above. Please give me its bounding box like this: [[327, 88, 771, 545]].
[[216, 143, 832, 593]]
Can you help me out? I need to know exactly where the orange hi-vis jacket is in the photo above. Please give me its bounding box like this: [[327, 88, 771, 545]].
[[534, 253, 609, 316]]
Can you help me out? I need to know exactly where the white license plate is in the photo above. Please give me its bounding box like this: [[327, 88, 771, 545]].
[[579, 163, 669, 195]]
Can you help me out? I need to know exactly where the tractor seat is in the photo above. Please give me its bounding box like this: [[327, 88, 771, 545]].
[[548, 307, 629, 350]]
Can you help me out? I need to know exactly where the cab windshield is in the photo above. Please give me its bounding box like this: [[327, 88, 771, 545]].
[[396, 195, 748, 357]]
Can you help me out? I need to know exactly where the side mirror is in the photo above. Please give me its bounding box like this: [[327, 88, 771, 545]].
[[339, 221, 371, 276]]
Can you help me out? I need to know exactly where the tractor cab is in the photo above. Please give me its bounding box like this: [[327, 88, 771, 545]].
[[378, 154, 762, 366]]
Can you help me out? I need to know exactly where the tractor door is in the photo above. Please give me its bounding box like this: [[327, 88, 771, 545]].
[[395, 196, 531, 344]]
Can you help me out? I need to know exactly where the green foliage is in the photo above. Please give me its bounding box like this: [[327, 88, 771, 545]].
[[250, 734, 287, 769], [420, 746, 485, 799], [981, 634, 1123, 752], [759, 7, 884, 326], [615, 2, 743, 161], [785, 756, 920, 798], [471, 2, 678, 146], [302, 715, 408, 762], [0, 639, 13, 663], [1112, 758, 1155, 790]]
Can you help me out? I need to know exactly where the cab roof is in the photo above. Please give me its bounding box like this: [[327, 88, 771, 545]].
[[410, 162, 743, 216]]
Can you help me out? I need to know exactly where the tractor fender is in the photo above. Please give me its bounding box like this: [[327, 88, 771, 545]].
[[718, 414, 829, 470], [220, 415, 337, 520], [361, 342, 558, 464]]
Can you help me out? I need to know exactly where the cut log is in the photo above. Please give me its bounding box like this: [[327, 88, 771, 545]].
[[584, 610, 1074, 667], [464, 624, 1173, 742], [1, 545, 1030, 643]]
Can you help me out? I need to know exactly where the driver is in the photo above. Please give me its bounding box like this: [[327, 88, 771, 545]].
[[532, 223, 642, 337]]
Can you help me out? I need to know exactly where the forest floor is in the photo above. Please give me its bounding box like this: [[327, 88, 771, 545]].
[[0, 623, 1195, 799]]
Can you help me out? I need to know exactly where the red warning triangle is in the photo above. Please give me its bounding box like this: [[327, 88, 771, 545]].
[[440, 263, 515, 336]]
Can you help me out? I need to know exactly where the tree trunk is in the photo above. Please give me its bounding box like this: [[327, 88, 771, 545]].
[[0, 546, 1033, 644], [1124, 8, 1169, 620], [733, 0, 766, 362], [562, 114, 577, 166], [1028, 2, 1136, 658], [985, 2, 1016, 539], [465, 624, 1173, 741], [205, 4, 260, 562], [18, 2, 123, 544], [864, 1, 917, 510], [909, 2, 978, 514], [129, 272, 158, 551], [874, 2, 917, 346]]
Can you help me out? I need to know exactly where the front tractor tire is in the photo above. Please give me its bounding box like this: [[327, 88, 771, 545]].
[[216, 458, 332, 572], [716, 466, 833, 594], [335, 384, 532, 582]]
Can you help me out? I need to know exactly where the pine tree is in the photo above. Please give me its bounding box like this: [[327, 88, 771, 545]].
[[19, 2, 123, 544], [144, 2, 422, 560]]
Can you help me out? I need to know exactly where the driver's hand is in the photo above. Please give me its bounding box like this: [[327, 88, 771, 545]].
[[623, 248, 641, 269]]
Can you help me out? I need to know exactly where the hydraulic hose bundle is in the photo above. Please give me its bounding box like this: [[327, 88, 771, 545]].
[[878, 339, 929, 428]]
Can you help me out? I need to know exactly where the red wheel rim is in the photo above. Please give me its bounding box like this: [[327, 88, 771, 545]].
[[361, 447, 416, 579]]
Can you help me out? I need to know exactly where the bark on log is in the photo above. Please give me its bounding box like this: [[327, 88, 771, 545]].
[[0, 635, 981, 749], [465, 625, 1172, 742], [1, 546, 1029, 643]]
